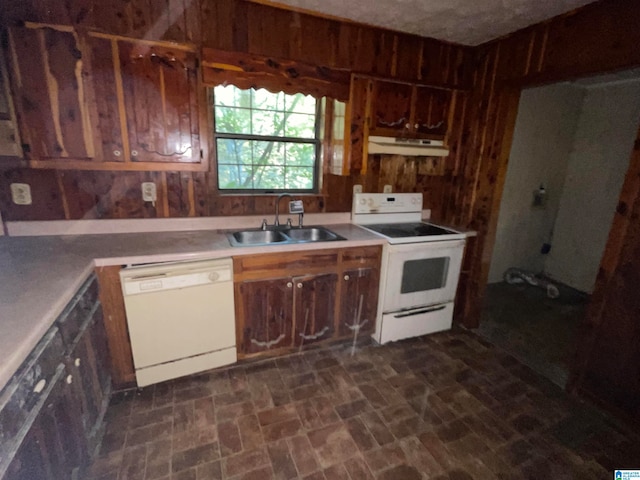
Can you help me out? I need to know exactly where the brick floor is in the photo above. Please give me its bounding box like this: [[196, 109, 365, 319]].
[[87, 329, 640, 479]]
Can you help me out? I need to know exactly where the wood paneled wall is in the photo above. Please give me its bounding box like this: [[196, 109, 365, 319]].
[[0, 0, 471, 221], [450, 0, 640, 422]]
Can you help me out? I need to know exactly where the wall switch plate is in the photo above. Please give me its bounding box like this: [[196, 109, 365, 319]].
[[10, 183, 32, 205], [353, 184, 363, 194], [141, 182, 157, 202], [383, 184, 392, 193]]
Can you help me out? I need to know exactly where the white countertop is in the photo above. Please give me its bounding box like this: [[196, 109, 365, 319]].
[[0, 223, 385, 391]]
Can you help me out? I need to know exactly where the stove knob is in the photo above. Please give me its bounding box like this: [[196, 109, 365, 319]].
[[411, 197, 419, 205], [359, 198, 366, 206], [368, 198, 374, 207]]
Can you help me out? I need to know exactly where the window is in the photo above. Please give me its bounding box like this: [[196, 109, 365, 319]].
[[213, 85, 320, 192]]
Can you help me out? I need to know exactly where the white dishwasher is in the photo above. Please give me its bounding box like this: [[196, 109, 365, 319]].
[[120, 258, 236, 387]]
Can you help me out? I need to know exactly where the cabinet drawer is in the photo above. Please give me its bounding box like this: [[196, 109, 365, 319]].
[[341, 246, 382, 268], [234, 250, 339, 279], [0, 327, 64, 458], [57, 274, 99, 350]]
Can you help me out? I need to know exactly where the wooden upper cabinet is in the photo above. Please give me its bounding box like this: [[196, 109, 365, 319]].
[[413, 86, 451, 137], [7, 25, 95, 161], [369, 80, 413, 136], [118, 41, 202, 164], [5, 25, 206, 170], [368, 79, 452, 139]]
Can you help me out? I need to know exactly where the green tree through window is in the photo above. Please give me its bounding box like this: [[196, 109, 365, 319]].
[[213, 85, 320, 192]]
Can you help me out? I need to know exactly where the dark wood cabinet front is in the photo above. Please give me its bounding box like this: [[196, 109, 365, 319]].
[[413, 86, 451, 137], [294, 273, 338, 347], [338, 267, 379, 338], [236, 277, 294, 355], [370, 80, 413, 136]]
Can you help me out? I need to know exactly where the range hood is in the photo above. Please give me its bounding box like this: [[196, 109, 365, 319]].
[[367, 135, 449, 157]]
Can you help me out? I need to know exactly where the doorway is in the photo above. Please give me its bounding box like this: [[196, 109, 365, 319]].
[[478, 69, 640, 387]]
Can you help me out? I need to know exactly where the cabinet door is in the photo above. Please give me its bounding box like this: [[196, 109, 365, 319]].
[[4, 365, 86, 480], [119, 41, 202, 164], [369, 80, 413, 136], [66, 306, 111, 452], [236, 278, 294, 355], [413, 86, 450, 137], [7, 25, 95, 161], [294, 273, 338, 347], [338, 267, 379, 337]]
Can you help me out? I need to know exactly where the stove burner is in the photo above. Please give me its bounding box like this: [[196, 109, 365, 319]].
[[365, 222, 456, 238]]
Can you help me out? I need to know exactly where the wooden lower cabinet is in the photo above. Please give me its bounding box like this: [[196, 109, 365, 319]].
[[1, 275, 111, 480], [4, 364, 85, 480], [338, 267, 379, 337], [236, 277, 294, 355], [294, 273, 338, 347], [234, 246, 381, 359]]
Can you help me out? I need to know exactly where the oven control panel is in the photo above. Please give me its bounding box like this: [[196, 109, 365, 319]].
[[352, 193, 423, 214]]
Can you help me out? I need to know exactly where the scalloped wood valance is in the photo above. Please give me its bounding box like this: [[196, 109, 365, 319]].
[[201, 47, 350, 101]]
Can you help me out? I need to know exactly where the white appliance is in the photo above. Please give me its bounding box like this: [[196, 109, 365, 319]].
[[352, 193, 466, 344], [120, 258, 237, 387], [367, 135, 449, 157]]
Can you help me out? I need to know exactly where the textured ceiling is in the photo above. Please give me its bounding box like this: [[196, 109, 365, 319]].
[[264, 0, 597, 46]]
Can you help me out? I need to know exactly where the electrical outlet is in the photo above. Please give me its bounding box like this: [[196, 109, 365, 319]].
[[353, 184, 363, 194], [10, 183, 32, 205], [383, 184, 392, 193], [141, 182, 157, 202]]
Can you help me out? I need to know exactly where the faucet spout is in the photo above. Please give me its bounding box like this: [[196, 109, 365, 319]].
[[274, 193, 294, 226]]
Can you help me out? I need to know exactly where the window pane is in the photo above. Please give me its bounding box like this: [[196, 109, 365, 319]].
[[286, 143, 315, 166], [253, 141, 285, 166], [285, 167, 314, 189], [253, 88, 285, 111], [214, 85, 250, 108], [253, 166, 285, 190], [285, 93, 316, 114], [216, 138, 252, 165], [284, 113, 316, 138], [218, 164, 253, 189], [215, 106, 251, 134], [252, 110, 285, 137]]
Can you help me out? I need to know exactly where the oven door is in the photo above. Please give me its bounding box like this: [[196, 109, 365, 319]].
[[382, 239, 465, 312]]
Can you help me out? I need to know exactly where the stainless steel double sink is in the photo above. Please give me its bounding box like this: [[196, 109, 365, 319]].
[[227, 226, 346, 247]]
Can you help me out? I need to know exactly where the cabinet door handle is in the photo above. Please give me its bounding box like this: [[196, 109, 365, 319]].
[[414, 123, 419, 129], [286, 282, 293, 288], [113, 149, 122, 157], [74, 358, 81, 367], [296, 282, 303, 289], [344, 274, 350, 281], [33, 379, 47, 394], [405, 123, 411, 129], [66, 374, 73, 384]]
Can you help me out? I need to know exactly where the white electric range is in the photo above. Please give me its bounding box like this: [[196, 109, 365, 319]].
[[352, 193, 467, 344]]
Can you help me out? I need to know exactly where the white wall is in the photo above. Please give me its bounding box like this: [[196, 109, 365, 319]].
[[545, 80, 640, 292], [488, 84, 584, 283]]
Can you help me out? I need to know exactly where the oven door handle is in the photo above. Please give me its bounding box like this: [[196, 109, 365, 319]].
[[394, 305, 446, 318]]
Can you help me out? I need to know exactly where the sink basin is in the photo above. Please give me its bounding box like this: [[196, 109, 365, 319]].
[[227, 226, 345, 247], [229, 229, 288, 246], [284, 227, 340, 242]]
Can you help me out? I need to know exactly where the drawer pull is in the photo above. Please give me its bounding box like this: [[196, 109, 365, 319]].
[[33, 379, 47, 393], [344, 274, 350, 281], [74, 358, 81, 367]]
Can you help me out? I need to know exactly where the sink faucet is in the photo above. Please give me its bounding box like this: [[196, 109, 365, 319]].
[[274, 193, 294, 227]]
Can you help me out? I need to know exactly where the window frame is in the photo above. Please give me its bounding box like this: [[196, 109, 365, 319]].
[[211, 86, 323, 194]]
